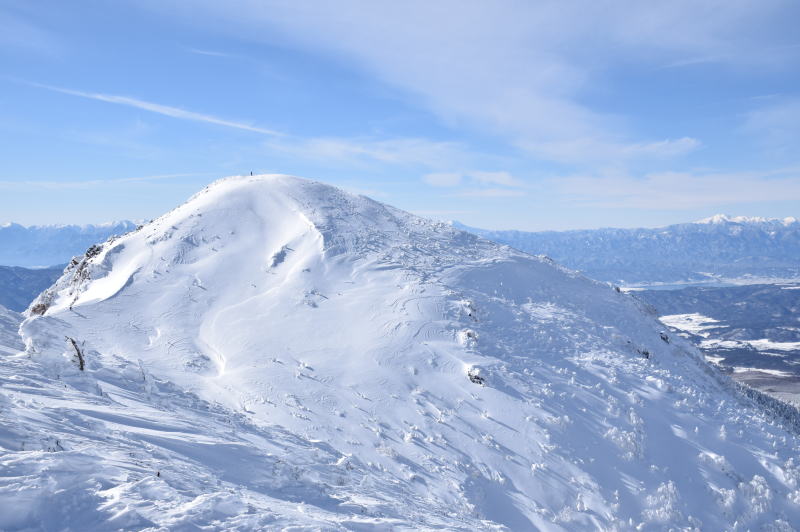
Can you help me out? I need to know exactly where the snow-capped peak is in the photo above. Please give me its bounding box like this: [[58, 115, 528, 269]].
[[7, 174, 800, 529], [695, 213, 795, 225]]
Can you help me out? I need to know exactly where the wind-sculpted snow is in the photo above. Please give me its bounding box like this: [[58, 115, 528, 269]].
[[455, 215, 800, 285], [4, 175, 800, 529]]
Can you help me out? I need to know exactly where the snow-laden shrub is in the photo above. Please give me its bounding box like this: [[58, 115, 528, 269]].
[[642, 481, 682, 523], [739, 475, 772, 518]]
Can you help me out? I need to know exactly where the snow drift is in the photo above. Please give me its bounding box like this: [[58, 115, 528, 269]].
[[3, 175, 799, 530]]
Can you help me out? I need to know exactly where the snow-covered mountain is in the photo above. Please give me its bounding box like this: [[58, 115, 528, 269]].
[[454, 215, 800, 286], [0, 221, 136, 267], [3, 175, 799, 529]]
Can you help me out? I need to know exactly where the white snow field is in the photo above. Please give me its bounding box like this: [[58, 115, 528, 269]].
[[659, 313, 724, 338], [2, 175, 800, 530]]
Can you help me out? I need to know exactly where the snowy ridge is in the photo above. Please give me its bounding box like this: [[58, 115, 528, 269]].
[[4, 175, 800, 529], [695, 214, 798, 226]]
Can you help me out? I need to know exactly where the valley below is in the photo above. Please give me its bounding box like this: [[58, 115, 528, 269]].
[[636, 282, 800, 406]]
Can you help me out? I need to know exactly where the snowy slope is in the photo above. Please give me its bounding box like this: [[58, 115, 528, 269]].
[[3, 175, 800, 530], [454, 215, 800, 285], [0, 221, 136, 267]]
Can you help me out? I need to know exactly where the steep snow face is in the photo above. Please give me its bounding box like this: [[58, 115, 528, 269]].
[[6, 175, 800, 529], [0, 221, 135, 267], [455, 216, 800, 285]]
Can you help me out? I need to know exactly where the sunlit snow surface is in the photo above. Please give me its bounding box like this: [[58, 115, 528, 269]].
[[2, 175, 800, 530]]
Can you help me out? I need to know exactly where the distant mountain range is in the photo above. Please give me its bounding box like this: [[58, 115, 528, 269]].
[[0, 265, 63, 312], [454, 214, 800, 285], [0, 221, 137, 267]]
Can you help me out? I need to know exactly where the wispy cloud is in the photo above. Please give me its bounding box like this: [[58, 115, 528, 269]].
[[741, 97, 800, 157], [469, 171, 525, 188], [423, 172, 462, 187], [0, 10, 61, 56], [267, 136, 472, 168], [424, 170, 527, 198], [521, 137, 701, 165], [0, 173, 206, 190], [552, 168, 800, 209], [143, 1, 798, 167], [454, 188, 527, 198], [659, 54, 731, 69], [26, 81, 283, 136], [184, 47, 231, 58]]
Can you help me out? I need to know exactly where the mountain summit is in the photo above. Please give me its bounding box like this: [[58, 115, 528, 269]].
[[5, 175, 800, 529]]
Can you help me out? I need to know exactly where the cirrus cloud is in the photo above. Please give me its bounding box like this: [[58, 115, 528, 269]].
[[140, 0, 796, 167], [552, 168, 800, 209]]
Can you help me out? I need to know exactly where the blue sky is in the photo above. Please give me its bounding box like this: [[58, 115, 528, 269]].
[[1, 1, 799, 230]]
